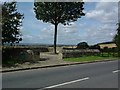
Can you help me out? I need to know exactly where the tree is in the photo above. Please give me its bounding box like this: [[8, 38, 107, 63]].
[[34, 2, 85, 54], [89, 44, 100, 50], [2, 2, 24, 45], [114, 23, 120, 57], [0, 4, 2, 44], [77, 42, 89, 49]]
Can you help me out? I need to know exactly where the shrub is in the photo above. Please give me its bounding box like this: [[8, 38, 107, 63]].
[[89, 44, 100, 50], [2, 47, 25, 66], [77, 42, 89, 49]]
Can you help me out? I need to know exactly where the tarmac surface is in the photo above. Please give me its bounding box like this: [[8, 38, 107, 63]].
[[2, 60, 119, 89]]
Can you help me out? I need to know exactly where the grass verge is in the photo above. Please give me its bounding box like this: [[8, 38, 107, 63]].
[[64, 56, 117, 62]]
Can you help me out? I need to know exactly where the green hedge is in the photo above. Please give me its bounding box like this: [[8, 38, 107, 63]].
[[2, 47, 26, 66], [2, 46, 49, 66]]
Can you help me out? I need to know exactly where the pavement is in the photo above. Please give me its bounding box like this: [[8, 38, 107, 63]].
[[1, 52, 118, 73], [2, 60, 119, 89]]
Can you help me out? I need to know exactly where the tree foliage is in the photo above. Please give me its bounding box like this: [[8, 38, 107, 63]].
[[34, 2, 85, 53], [2, 2, 24, 45], [113, 23, 120, 57], [34, 2, 85, 25], [114, 23, 120, 57], [77, 42, 89, 49], [89, 44, 100, 50], [0, 4, 2, 44], [0, 4, 2, 24]]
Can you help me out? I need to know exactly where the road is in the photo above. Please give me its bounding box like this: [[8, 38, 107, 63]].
[[2, 60, 119, 89]]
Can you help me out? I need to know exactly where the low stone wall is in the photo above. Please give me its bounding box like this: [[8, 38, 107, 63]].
[[2, 47, 49, 64], [31, 47, 49, 52], [17, 47, 49, 60], [62, 49, 100, 58]]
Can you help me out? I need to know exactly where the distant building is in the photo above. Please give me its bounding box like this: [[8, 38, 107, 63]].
[[63, 46, 77, 49], [98, 41, 117, 49]]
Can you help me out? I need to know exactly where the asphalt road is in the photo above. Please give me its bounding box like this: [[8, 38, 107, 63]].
[[2, 60, 119, 89]]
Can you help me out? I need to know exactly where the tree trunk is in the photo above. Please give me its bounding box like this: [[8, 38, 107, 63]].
[[54, 23, 58, 54]]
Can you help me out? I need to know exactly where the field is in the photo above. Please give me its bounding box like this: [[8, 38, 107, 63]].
[[99, 43, 117, 49]]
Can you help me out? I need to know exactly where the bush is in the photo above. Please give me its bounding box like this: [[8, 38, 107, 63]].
[[100, 47, 118, 57], [89, 44, 100, 50], [2, 46, 49, 67], [77, 42, 89, 49], [2, 47, 25, 66]]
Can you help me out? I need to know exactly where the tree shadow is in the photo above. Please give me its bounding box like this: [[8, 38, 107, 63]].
[[40, 58, 49, 61]]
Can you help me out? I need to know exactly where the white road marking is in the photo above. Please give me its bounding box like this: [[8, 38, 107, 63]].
[[43, 77, 89, 89], [113, 70, 120, 73]]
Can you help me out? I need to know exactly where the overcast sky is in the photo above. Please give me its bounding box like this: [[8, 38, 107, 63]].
[[1, 1, 119, 45]]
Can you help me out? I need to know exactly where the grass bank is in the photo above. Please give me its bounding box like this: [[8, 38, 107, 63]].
[[64, 56, 117, 62]]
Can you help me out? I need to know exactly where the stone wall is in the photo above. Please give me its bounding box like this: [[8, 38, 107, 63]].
[[2, 47, 49, 64], [62, 49, 100, 58]]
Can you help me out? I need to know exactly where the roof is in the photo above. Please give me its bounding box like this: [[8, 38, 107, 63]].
[[98, 41, 115, 45]]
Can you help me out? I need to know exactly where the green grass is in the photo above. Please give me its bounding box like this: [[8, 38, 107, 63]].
[[100, 52, 118, 57], [64, 56, 117, 62]]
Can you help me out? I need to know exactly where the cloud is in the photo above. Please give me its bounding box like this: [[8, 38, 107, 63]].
[[0, 0, 34, 2], [82, 2, 118, 44], [83, 23, 117, 44], [20, 2, 118, 45], [83, 0, 119, 2], [86, 10, 104, 19], [24, 22, 81, 45], [86, 2, 118, 24], [59, 23, 79, 34]]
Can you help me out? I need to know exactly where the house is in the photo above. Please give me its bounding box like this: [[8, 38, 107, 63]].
[[98, 41, 117, 49]]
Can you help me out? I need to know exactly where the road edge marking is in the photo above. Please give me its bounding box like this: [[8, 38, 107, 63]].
[[43, 77, 89, 89]]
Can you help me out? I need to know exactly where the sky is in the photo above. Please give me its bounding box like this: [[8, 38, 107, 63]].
[[1, 0, 119, 45]]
